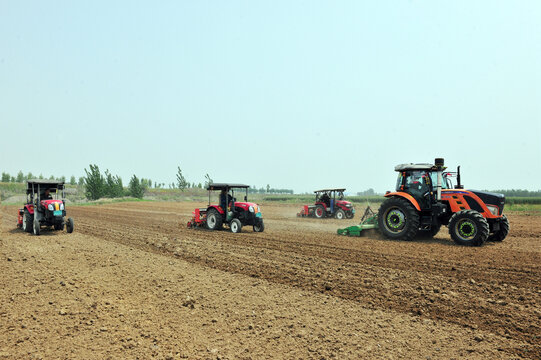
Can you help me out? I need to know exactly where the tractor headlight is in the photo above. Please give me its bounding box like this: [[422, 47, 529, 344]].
[[60, 203, 65, 211], [249, 206, 254, 213], [487, 205, 499, 216], [48, 204, 54, 211]]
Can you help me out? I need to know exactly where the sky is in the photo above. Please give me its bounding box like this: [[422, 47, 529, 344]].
[[1, 1, 540, 194]]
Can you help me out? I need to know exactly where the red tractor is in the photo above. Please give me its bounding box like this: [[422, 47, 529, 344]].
[[297, 188, 355, 219], [17, 180, 74, 236], [187, 183, 264, 233], [377, 158, 509, 246]]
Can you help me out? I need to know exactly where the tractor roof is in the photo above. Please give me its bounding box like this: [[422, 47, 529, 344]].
[[314, 188, 346, 193], [207, 183, 250, 191], [26, 179, 65, 193], [394, 163, 437, 172]]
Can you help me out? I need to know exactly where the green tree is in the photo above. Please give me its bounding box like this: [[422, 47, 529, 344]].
[[129, 175, 144, 199], [78, 177, 84, 186], [16, 171, 24, 183], [104, 170, 124, 198], [70, 176, 76, 185], [176, 166, 188, 191], [84, 164, 105, 200], [26, 172, 33, 181], [1, 172, 10, 182]]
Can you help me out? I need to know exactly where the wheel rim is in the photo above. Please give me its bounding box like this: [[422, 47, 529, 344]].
[[455, 219, 477, 241], [316, 208, 323, 217], [337, 211, 343, 219], [23, 216, 27, 229], [384, 208, 406, 233], [207, 214, 216, 228], [231, 222, 238, 232]]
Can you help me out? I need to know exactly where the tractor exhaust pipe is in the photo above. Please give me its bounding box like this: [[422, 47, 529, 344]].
[[435, 158, 444, 202]]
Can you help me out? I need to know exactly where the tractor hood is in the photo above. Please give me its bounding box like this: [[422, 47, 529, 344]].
[[470, 190, 505, 213], [336, 200, 353, 207], [234, 202, 262, 213], [41, 199, 63, 206]]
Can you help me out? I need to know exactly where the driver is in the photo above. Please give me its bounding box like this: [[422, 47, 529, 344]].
[[219, 189, 233, 210], [43, 188, 53, 200], [320, 192, 331, 206]]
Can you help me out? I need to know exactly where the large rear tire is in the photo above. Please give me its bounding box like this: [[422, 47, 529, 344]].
[[378, 197, 420, 241], [206, 209, 223, 231], [487, 214, 509, 242], [314, 205, 325, 219], [335, 209, 345, 220], [448, 210, 489, 246], [23, 210, 33, 233]]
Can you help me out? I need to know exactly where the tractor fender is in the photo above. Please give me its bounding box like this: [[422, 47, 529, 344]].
[[208, 205, 225, 214], [384, 192, 421, 212], [24, 204, 35, 215]]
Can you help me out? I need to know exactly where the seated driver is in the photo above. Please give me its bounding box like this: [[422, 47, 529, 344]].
[[43, 188, 53, 200], [320, 192, 331, 206], [219, 189, 233, 210]]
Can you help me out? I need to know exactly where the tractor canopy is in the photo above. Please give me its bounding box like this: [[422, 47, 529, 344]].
[[207, 183, 250, 191], [26, 179, 65, 194]]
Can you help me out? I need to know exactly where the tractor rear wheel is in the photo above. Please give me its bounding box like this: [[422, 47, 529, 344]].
[[335, 209, 345, 220], [448, 210, 489, 246], [23, 210, 33, 233], [253, 219, 265, 232], [487, 214, 509, 242], [230, 219, 242, 233], [66, 218, 74, 233], [314, 205, 325, 219], [206, 209, 223, 231], [378, 197, 420, 241]]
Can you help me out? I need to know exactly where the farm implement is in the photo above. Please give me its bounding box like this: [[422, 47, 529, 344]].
[[187, 183, 264, 233], [336, 158, 509, 246], [337, 206, 378, 236], [297, 188, 355, 219]]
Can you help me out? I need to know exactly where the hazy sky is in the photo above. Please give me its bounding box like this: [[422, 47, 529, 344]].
[[1, 1, 540, 194]]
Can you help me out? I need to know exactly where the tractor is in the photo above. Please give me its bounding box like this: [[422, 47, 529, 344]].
[[17, 179, 74, 236], [187, 183, 264, 233], [338, 158, 509, 246], [297, 188, 355, 219]]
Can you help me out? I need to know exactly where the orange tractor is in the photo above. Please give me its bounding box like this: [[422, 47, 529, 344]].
[[338, 158, 509, 246]]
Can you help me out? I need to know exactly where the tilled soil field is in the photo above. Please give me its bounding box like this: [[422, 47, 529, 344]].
[[1, 202, 539, 359]]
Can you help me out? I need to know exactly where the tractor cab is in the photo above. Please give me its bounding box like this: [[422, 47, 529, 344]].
[[187, 183, 264, 233], [18, 179, 74, 235]]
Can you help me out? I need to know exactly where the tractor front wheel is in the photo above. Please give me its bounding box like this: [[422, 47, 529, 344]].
[[230, 219, 242, 233], [206, 209, 223, 231], [23, 210, 33, 233], [378, 197, 420, 241], [487, 214, 509, 242], [253, 219, 265, 232], [345, 211, 354, 219], [314, 205, 325, 219], [66, 218, 74, 233], [448, 210, 489, 246], [335, 209, 345, 220], [33, 218, 41, 236]]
